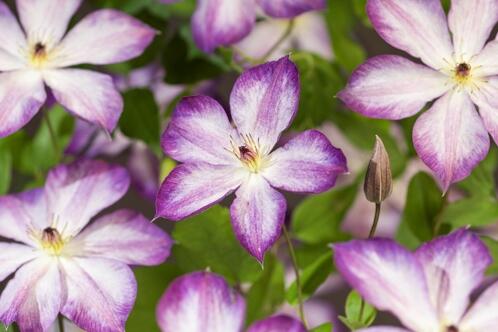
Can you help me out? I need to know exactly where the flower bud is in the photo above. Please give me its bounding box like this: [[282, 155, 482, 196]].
[[364, 135, 392, 203]]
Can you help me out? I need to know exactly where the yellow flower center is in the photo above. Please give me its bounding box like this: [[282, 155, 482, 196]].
[[40, 227, 66, 255], [452, 62, 472, 85], [230, 134, 266, 173], [29, 42, 50, 68]]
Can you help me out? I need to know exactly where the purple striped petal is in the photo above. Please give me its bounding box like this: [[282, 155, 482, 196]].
[[337, 55, 450, 120], [260, 0, 325, 18], [247, 315, 306, 332], [469, 77, 498, 144], [414, 229, 492, 324], [230, 176, 286, 262], [0, 71, 46, 138], [472, 40, 498, 77], [0, 2, 27, 70], [0, 257, 63, 331], [0, 243, 39, 282], [413, 90, 490, 191], [366, 0, 452, 69], [230, 56, 300, 151], [156, 271, 245, 332], [161, 96, 238, 165], [45, 160, 130, 237], [128, 143, 160, 201], [54, 9, 155, 66], [43, 69, 123, 132], [460, 280, 498, 331], [156, 162, 246, 221], [192, 0, 255, 52], [60, 257, 136, 332], [448, 0, 498, 59], [333, 239, 439, 331], [263, 129, 347, 193]]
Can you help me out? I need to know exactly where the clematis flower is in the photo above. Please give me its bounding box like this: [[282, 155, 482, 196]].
[[334, 229, 498, 332], [156, 271, 305, 332], [192, 0, 326, 52], [0, 0, 155, 137], [338, 0, 498, 191], [0, 160, 172, 331], [155, 56, 348, 261]]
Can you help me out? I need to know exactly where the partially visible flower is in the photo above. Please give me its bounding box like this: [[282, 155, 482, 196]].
[[156, 56, 348, 261], [334, 229, 498, 331], [0, 160, 172, 331], [0, 0, 155, 137], [192, 0, 326, 52], [338, 0, 498, 191], [247, 315, 306, 332]]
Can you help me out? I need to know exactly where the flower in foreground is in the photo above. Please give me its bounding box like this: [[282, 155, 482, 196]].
[[334, 229, 498, 331], [155, 56, 348, 261], [156, 271, 305, 332], [0, 0, 155, 137], [338, 0, 498, 191], [0, 160, 172, 331]]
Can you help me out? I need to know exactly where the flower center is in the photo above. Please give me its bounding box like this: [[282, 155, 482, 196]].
[[230, 134, 265, 173], [446, 325, 459, 332], [29, 42, 49, 68], [41, 227, 65, 255], [453, 62, 472, 84]]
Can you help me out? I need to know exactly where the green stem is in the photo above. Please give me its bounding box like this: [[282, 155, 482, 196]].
[[12, 324, 20, 332], [58, 315, 65, 332], [260, 19, 295, 62], [283, 224, 308, 329], [44, 111, 59, 155]]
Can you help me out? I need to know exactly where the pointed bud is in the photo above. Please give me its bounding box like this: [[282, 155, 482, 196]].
[[364, 135, 392, 203]]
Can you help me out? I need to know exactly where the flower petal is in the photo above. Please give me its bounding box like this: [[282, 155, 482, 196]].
[[366, 0, 453, 69], [156, 271, 245, 332], [43, 69, 123, 132], [54, 9, 155, 67], [155, 163, 246, 221], [60, 257, 136, 332], [16, 0, 81, 47], [472, 40, 498, 76], [333, 239, 439, 331], [128, 143, 160, 201], [68, 209, 172, 266], [230, 176, 286, 262], [247, 315, 306, 332], [337, 55, 450, 120], [413, 90, 490, 191], [448, 0, 498, 59], [0, 3, 28, 70], [161, 96, 238, 165], [469, 77, 498, 144], [45, 160, 130, 237], [460, 280, 498, 331], [0, 243, 39, 282], [414, 229, 492, 324], [263, 130, 347, 193], [192, 0, 256, 52], [230, 56, 300, 151], [260, 0, 326, 18], [0, 257, 63, 331], [0, 70, 46, 138], [357, 328, 410, 332]]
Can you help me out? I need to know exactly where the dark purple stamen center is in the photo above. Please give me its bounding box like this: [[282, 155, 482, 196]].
[[447, 325, 458, 332], [456, 63, 471, 77], [34, 42, 46, 56]]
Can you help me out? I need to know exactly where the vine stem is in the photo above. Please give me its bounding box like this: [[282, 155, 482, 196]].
[[260, 19, 295, 62], [58, 315, 65, 332], [283, 224, 308, 329]]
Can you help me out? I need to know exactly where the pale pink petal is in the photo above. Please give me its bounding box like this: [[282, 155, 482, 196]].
[[292, 12, 332, 59], [413, 90, 490, 191], [357, 328, 410, 332], [54, 9, 155, 66], [0, 70, 46, 137], [192, 0, 256, 52], [16, 0, 81, 47], [156, 271, 245, 332], [333, 239, 439, 331], [230, 56, 299, 151], [338, 55, 450, 120], [472, 40, 498, 76], [366, 0, 453, 69], [68, 209, 172, 266], [0, 243, 39, 282], [263, 130, 347, 193], [469, 76, 498, 144], [415, 229, 492, 324], [43, 69, 123, 132], [260, 0, 325, 18], [247, 315, 306, 332], [0, 3, 28, 70], [460, 281, 498, 331], [15, 188, 48, 231], [155, 163, 246, 221], [60, 257, 136, 332], [0, 257, 63, 331], [448, 0, 498, 59], [45, 160, 130, 237], [230, 176, 286, 262], [235, 19, 290, 60]]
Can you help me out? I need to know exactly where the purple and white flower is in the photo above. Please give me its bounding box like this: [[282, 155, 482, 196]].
[[0, 160, 172, 332], [155, 56, 348, 261], [338, 0, 498, 191], [0, 0, 155, 137], [334, 229, 498, 331], [192, 0, 326, 52]]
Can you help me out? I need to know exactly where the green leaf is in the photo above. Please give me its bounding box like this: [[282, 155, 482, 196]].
[[286, 251, 333, 305], [245, 254, 285, 324], [146, 0, 196, 20], [310, 322, 333, 332], [483, 237, 498, 275], [94, 0, 154, 13], [442, 196, 498, 229], [457, 148, 498, 197], [172, 206, 262, 284], [339, 291, 376, 330], [0, 144, 12, 195], [119, 89, 161, 153]]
